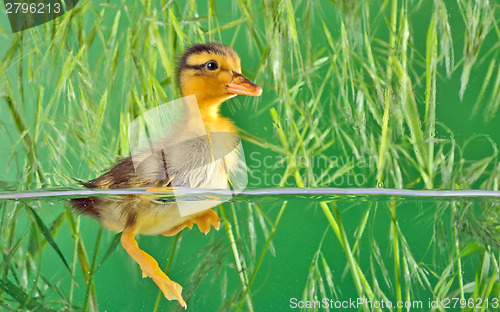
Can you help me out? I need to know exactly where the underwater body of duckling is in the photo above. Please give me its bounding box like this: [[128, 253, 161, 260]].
[[1, 1, 500, 311]]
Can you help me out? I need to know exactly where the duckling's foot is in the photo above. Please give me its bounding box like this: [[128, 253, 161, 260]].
[[121, 229, 187, 309], [161, 220, 194, 236], [193, 209, 220, 235]]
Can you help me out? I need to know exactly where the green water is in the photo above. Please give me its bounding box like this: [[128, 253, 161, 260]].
[[1, 191, 500, 311], [1, 0, 500, 311]]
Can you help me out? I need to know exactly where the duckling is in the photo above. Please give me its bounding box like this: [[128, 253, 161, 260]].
[[70, 42, 262, 308]]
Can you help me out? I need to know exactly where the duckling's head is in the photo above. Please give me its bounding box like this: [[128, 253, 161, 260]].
[[177, 43, 262, 113]]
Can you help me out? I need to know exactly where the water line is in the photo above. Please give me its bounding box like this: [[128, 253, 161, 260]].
[[0, 187, 500, 200]]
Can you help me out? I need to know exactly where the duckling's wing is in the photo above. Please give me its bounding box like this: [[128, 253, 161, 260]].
[[82, 156, 172, 190]]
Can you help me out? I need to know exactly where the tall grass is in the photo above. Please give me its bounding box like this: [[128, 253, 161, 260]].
[[0, 0, 500, 311]]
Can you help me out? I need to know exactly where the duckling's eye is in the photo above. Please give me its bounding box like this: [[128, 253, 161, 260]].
[[206, 60, 218, 71]]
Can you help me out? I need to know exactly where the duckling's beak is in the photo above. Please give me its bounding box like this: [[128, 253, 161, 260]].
[[226, 73, 263, 97]]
